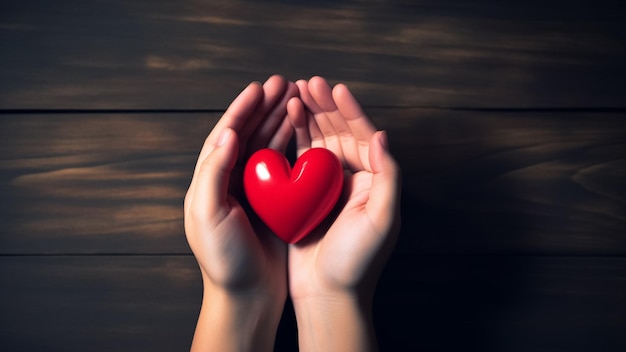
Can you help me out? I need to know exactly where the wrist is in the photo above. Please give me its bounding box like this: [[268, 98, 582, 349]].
[[191, 284, 286, 352], [292, 289, 372, 327], [202, 267, 287, 299], [202, 280, 287, 333], [203, 280, 287, 314], [291, 291, 377, 352]]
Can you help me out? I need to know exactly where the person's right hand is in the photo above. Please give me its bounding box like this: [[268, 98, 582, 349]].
[[184, 75, 297, 352], [285, 77, 401, 351]]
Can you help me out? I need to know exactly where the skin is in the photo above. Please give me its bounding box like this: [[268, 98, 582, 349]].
[[184, 75, 400, 352]]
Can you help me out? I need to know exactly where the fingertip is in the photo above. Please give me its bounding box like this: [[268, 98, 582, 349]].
[[234, 81, 264, 107], [295, 79, 309, 93], [216, 127, 233, 147], [296, 79, 322, 113], [378, 130, 389, 152], [331, 83, 350, 100], [308, 76, 329, 92], [226, 128, 239, 156], [309, 75, 327, 85], [246, 80, 263, 93], [308, 76, 336, 110], [262, 75, 288, 102], [215, 128, 239, 165], [333, 84, 367, 123], [267, 73, 286, 81], [217, 128, 239, 162], [370, 130, 396, 174], [287, 95, 300, 105], [194, 129, 239, 218], [287, 96, 302, 110], [287, 96, 303, 108], [287, 97, 304, 127], [264, 74, 286, 87], [367, 131, 401, 230]]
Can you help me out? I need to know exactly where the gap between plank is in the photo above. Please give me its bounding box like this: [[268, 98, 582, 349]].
[[1, 107, 626, 115]]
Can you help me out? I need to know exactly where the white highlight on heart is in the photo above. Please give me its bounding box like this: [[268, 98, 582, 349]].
[[294, 160, 308, 182], [255, 162, 271, 181]]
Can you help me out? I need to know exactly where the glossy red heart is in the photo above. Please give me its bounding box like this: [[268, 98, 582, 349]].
[[243, 148, 343, 244]]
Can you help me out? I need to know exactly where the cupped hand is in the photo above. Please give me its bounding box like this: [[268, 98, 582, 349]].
[[184, 75, 297, 296], [286, 77, 401, 302]]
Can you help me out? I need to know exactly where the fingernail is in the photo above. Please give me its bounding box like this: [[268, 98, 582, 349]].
[[217, 128, 231, 147], [379, 130, 389, 151]]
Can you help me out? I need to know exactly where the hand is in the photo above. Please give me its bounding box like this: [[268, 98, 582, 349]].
[[184, 75, 297, 352], [286, 77, 401, 351]]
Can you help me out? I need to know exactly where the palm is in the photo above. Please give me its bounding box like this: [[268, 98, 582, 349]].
[[197, 200, 283, 289], [292, 171, 376, 288]]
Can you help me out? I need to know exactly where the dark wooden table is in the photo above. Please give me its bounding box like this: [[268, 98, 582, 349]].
[[1, 1, 625, 351]]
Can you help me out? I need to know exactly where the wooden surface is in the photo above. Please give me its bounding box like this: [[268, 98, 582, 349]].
[[1, 0, 625, 351], [1, 0, 626, 109]]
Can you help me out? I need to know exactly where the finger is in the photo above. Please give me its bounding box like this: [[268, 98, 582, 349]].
[[296, 80, 326, 150], [366, 131, 401, 235], [238, 75, 289, 159], [187, 82, 263, 208], [247, 81, 299, 154], [296, 79, 322, 114], [194, 82, 262, 172], [287, 97, 311, 156], [206, 82, 264, 150], [192, 128, 239, 224], [333, 83, 377, 171], [307, 111, 325, 150], [267, 116, 294, 153], [309, 77, 364, 170], [307, 77, 345, 161]]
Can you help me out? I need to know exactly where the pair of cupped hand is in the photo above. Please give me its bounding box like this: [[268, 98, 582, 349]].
[[184, 75, 400, 303]]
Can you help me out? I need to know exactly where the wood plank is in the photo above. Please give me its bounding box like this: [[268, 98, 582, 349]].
[[1, 110, 624, 255], [376, 108, 626, 255], [1, 255, 625, 351], [0, 255, 201, 351], [0, 113, 219, 254], [1, 0, 625, 109]]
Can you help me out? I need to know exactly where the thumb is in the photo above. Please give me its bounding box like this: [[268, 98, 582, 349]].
[[367, 130, 401, 234], [193, 128, 239, 221]]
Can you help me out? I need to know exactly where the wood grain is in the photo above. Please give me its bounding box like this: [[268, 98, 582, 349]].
[[0, 255, 201, 351], [1, 255, 625, 351], [0, 113, 218, 254], [1, 110, 624, 255], [376, 108, 626, 255], [1, 0, 625, 109]]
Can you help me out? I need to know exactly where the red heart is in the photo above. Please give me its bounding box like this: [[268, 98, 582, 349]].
[[243, 148, 343, 244]]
